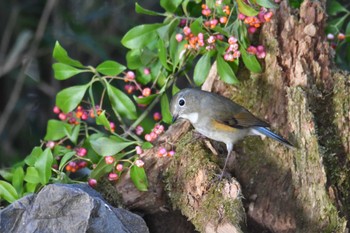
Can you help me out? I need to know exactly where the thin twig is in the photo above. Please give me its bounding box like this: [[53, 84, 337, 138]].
[[0, 6, 19, 65], [0, 0, 58, 136]]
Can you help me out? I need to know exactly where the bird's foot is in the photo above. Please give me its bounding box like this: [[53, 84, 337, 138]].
[[213, 170, 231, 181]]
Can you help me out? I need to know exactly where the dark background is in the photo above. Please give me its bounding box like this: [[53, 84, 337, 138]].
[[0, 0, 162, 166]]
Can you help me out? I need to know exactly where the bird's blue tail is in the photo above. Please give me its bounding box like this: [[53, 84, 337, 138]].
[[253, 127, 294, 149]]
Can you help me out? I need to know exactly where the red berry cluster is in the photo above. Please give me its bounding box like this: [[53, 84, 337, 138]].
[[65, 160, 88, 173], [122, 70, 154, 102], [53, 105, 101, 124], [327, 32, 347, 49], [239, 8, 273, 34], [174, 1, 242, 62], [145, 124, 165, 142], [247, 45, 266, 59], [157, 147, 175, 158]]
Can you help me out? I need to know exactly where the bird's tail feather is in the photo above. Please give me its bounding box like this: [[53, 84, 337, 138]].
[[252, 127, 294, 149]]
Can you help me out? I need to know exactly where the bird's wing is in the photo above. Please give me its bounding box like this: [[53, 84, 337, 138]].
[[216, 110, 269, 129]]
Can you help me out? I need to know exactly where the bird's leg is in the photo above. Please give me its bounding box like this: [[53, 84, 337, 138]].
[[218, 150, 231, 180], [218, 144, 233, 180]]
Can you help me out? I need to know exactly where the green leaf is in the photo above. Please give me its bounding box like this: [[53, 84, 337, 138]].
[[44, 120, 73, 141], [346, 22, 350, 42], [65, 124, 80, 144], [326, 15, 348, 34], [240, 47, 262, 73], [96, 60, 126, 76], [169, 34, 187, 72], [142, 142, 154, 149], [160, 0, 182, 12], [139, 49, 158, 67], [193, 53, 211, 86], [56, 84, 89, 113], [190, 17, 204, 34], [59, 151, 76, 170], [107, 84, 137, 120], [24, 167, 41, 184], [130, 165, 148, 191], [133, 94, 158, 105], [96, 111, 111, 131], [327, 0, 349, 16], [0, 180, 18, 203], [135, 3, 164, 16], [160, 94, 172, 124], [25, 147, 43, 166], [89, 159, 113, 180], [90, 137, 135, 156], [236, 0, 259, 16], [25, 182, 38, 193], [216, 55, 239, 84], [53, 41, 84, 68], [137, 71, 152, 85], [121, 23, 164, 49], [0, 169, 13, 182], [34, 148, 53, 185], [12, 167, 24, 196], [157, 18, 180, 41], [158, 39, 170, 70], [53, 63, 86, 80], [172, 84, 180, 95], [255, 0, 278, 8], [126, 49, 143, 69], [53, 145, 72, 156]]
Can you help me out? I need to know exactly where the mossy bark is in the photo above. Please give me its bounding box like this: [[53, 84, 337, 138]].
[[101, 0, 350, 232], [210, 0, 349, 232]]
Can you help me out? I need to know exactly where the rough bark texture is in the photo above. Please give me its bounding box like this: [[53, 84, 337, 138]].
[[100, 0, 350, 232], [225, 0, 349, 232]]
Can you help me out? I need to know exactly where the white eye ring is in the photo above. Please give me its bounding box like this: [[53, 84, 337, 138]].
[[178, 98, 185, 107]]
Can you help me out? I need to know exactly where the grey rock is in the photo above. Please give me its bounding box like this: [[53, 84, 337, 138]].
[[0, 184, 149, 233]]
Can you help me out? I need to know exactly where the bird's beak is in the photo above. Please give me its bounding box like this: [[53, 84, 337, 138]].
[[172, 114, 178, 123]]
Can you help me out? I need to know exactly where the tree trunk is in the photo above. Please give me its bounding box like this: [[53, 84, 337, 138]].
[[102, 0, 350, 232]]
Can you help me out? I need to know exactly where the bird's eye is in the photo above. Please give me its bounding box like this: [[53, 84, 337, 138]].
[[178, 98, 185, 107]]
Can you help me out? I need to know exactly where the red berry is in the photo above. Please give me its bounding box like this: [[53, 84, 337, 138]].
[[338, 33, 345, 40], [105, 156, 115, 165], [153, 112, 162, 121], [125, 71, 135, 81], [46, 141, 55, 149], [78, 161, 88, 168], [135, 146, 143, 155], [135, 159, 144, 167], [135, 125, 144, 135], [76, 147, 87, 157], [143, 68, 151, 75], [142, 88, 151, 97], [116, 164, 123, 172], [81, 112, 88, 120], [53, 106, 60, 114], [248, 26, 257, 34], [175, 34, 183, 42], [88, 178, 97, 188], [58, 113, 67, 121], [108, 173, 119, 181]]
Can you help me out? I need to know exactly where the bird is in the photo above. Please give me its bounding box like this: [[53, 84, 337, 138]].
[[170, 88, 294, 179]]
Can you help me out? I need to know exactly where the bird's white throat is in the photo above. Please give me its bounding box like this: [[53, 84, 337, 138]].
[[181, 112, 199, 123]]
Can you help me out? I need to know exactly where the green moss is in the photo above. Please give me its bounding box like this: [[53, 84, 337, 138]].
[[96, 177, 124, 208], [165, 131, 245, 232]]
